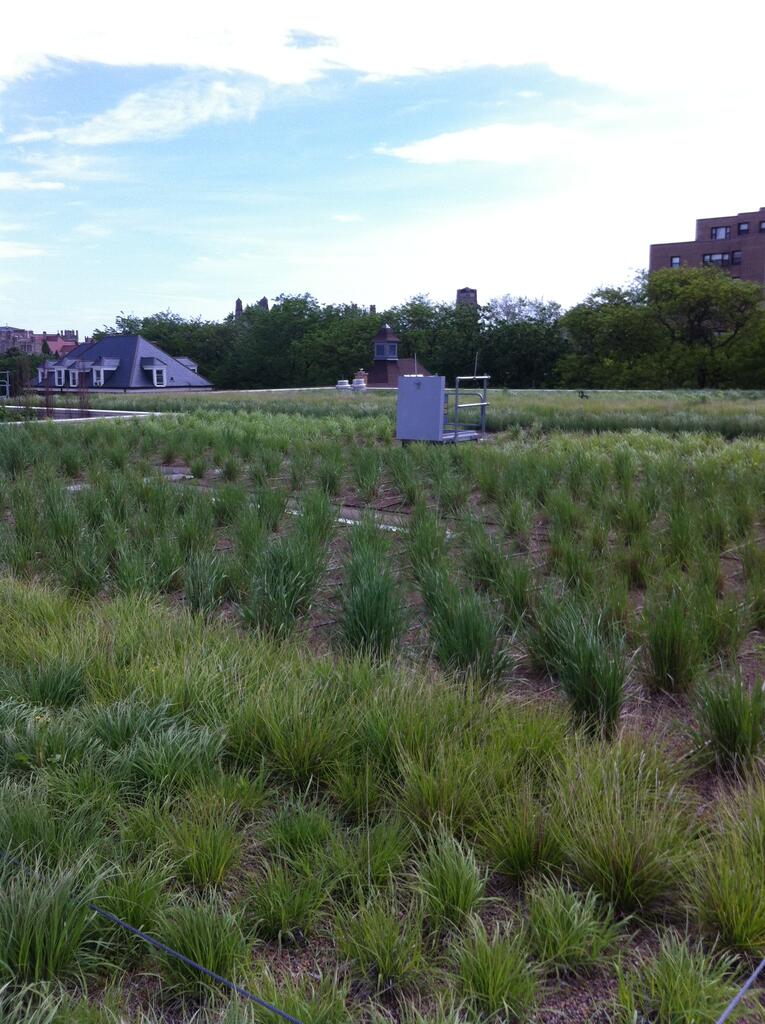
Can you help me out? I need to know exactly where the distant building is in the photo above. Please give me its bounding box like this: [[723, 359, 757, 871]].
[[233, 295, 269, 316], [456, 287, 478, 307], [366, 324, 431, 388], [0, 326, 82, 356], [649, 207, 765, 285], [35, 335, 211, 392], [0, 327, 36, 354], [33, 330, 81, 356]]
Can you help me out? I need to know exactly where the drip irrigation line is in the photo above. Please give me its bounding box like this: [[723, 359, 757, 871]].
[[0, 849, 305, 1024], [715, 956, 765, 1024]]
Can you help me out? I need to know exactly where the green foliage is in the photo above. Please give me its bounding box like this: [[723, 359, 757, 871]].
[[456, 921, 539, 1023], [693, 674, 765, 773], [413, 829, 488, 936], [525, 879, 624, 975], [552, 741, 693, 913], [246, 861, 326, 943], [337, 890, 425, 992], [153, 894, 250, 1000], [0, 858, 100, 983], [613, 931, 752, 1024]]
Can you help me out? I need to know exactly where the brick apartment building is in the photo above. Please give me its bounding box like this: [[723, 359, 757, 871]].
[[649, 207, 765, 285]]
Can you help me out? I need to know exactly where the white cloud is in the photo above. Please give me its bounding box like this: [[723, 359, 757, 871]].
[[331, 213, 361, 223], [20, 152, 123, 181], [0, 240, 44, 258], [0, 0, 762, 103], [10, 77, 263, 147], [0, 171, 63, 190], [377, 123, 585, 165]]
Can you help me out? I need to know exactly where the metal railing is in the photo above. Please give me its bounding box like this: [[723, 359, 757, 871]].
[[442, 374, 490, 441]]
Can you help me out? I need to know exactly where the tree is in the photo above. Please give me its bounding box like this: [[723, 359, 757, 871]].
[[483, 297, 564, 387], [645, 267, 765, 387]]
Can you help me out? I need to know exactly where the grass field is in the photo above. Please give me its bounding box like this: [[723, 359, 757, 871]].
[[2, 391, 765, 1022]]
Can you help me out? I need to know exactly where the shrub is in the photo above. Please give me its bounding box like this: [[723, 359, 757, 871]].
[[525, 879, 624, 976], [693, 675, 765, 773], [456, 921, 539, 1023], [414, 829, 488, 936], [613, 931, 750, 1024]]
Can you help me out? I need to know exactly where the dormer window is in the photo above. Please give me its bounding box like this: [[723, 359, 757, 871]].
[[153, 368, 166, 387], [92, 368, 104, 387], [54, 369, 64, 387], [69, 370, 79, 387], [375, 342, 386, 359]]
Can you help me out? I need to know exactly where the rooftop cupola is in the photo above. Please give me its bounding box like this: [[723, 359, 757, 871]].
[[372, 323, 399, 362]]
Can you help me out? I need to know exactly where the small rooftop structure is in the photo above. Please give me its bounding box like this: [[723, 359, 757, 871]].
[[366, 324, 430, 388], [35, 335, 211, 392], [396, 375, 490, 443]]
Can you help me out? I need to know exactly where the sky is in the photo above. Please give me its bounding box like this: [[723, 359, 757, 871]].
[[1, 0, 764, 337]]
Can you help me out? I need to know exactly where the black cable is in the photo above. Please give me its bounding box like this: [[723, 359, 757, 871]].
[[1, 850, 305, 1024]]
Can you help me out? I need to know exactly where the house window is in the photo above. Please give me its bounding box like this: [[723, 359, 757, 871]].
[[703, 252, 731, 266], [732, 250, 743, 266], [670, 256, 681, 268], [54, 369, 64, 387], [69, 370, 79, 387], [92, 368, 104, 387], [710, 226, 731, 240], [153, 368, 166, 387], [738, 222, 750, 235], [387, 343, 397, 357], [760, 221, 765, 233], [375, 343, 386, 358]]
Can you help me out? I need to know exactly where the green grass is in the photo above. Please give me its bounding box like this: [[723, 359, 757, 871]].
[[613, 931, 755, 1023], [456, 921, 539, 1023], [524, 878, 625, 976], [693, 674, 765, 773], [4, 396, 765, 1020]]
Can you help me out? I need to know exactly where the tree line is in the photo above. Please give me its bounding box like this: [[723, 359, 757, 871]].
[[4, 266, 763, 394]]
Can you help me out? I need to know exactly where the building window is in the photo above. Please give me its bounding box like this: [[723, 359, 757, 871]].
[[69, 370, 79, 387], [703, 252, 731, 266], [710, 226, 731, 240], [732, 250, 743, 266], [738, 222, 750, 235], [375, 343, 386, 358], [670, 256, 681, 268], [760, 221, 765, 233], [54, 369, 65, 387], [153, 368, 166, 387], [387, 343, 397, 357], [92, 368, 104, 387]]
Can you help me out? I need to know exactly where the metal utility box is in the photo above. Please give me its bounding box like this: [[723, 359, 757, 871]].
[[396, 374, 489, 443], [396, 376, 446, 442]]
